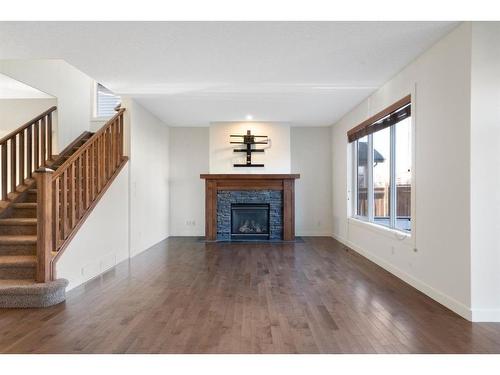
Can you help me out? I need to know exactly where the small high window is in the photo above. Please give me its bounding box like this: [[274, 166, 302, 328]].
[[95, 83, 120, 118], [349, 96, 412, 233]]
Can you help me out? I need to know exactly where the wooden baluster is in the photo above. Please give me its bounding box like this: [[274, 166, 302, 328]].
[[54, 177, 61, 250], [90, 141, 96, 201], [114, 120, 119, 168], [96, 138, 100, 192], [10, 137, 17, 194], [35, 168, 54, 283], [47, 113, 53, 161], [94, 140, 98, 196], [102, 131, 106, 181], [109, 127, 113, 175], [41, 116, 46, 166], [69, 163, 75, 229], [75, 156, 81, 219], [19, 131, 25, 185], [119, 112, 123, 159], [84, 149, 89, 209], [110, 121, 115, 171], [105, 129, 110, 179], [62, 169, 68, 239], [99, 136, 104, 191], [26, 126, 32, 178], [100, 133, 104, 184], [1, 142, 6, 200], [117, 118, 121, 164], [34, 120, 40, 169]]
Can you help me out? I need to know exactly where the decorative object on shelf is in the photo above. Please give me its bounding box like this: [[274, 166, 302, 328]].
[[230, 130, 268, 167]]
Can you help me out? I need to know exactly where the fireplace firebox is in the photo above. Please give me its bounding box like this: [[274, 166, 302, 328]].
[[231, 203, 270, 240]]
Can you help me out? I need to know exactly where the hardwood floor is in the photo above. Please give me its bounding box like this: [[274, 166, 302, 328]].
[[1, 237, 500, 353]]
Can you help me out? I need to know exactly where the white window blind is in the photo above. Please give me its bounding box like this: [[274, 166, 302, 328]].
[[96, 83, 120, 118]]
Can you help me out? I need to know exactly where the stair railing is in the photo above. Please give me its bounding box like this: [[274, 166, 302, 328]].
[[34, 108, 127, 282], [0, 106, 56, 202]]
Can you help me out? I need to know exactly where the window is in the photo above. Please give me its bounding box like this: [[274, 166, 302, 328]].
[[349, 96, 412, 233], [95, 83, 120, 118], [372, 126, 391, 227], [356, 136, 369, 217], [395, 117, 412, 231]]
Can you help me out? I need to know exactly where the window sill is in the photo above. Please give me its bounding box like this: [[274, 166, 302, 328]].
[[348, 217, 413, 245]]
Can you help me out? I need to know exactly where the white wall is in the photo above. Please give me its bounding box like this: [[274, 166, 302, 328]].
[[0, 59, 94, 151], [169, 127, 208, 236], [56, 97, 170, 289], [291, 127, 333, 236], [168, 125, 332, 237], [331, 23, 473, 319], [0, 98, 57, 137], [470, 22, 500, 321], [125, 98, 170, 256], [56, 165, 130, 290], [209, 122, 291, 174]]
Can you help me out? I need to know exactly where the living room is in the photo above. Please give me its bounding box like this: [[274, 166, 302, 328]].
[[1, 1, 500, 373]]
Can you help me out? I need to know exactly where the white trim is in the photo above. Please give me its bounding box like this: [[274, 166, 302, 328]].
[[471, 309, 500, 322], [389, 124, 396, 228], [410, 84, 417, 245], [331, 233, 472, 321], [348, 216, 413, 246], [367, 133, 374, 220], [91, 81, 99, 119], [295, 231, 334, 237]]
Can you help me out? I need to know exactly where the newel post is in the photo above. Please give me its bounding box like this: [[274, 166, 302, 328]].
[[35, 167, 54, 283]]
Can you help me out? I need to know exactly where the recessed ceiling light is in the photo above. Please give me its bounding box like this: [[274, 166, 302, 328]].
[[245, 114, 253, 121]]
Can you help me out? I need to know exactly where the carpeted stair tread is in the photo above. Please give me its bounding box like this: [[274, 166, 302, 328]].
[[0, 279, 34, 285], [12, 203, 37, 208], [0, 278, 68, 307], [0, 235, 37, 244], [0, 218, 37, 226], [0, 278, 68, 294], [0, 255, 37, 267]]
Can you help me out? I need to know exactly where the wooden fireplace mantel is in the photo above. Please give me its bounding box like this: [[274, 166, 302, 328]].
[[200, 174, 300, 241]]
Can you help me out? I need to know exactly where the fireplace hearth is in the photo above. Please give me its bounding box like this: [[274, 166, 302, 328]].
[[231, 203, 270, 240]]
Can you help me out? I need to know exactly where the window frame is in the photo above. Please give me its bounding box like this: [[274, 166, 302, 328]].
[[92, 82, 121, 121], [351, 100, 413, 236]]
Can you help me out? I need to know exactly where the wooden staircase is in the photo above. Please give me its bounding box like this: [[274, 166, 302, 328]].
[[0, 107, 127, 308]]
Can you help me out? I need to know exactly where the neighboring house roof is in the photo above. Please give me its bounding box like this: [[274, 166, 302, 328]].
[[357, 141, 385, 163]]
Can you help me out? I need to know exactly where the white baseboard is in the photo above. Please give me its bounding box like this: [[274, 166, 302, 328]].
[[296, 231, 333, 237], [331, 233, 473, 322]]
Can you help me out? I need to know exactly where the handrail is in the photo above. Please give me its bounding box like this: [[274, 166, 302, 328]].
[[34, 108, 127, 282], [0, 106, 57, 145], [0, 106, 56, 201], [52, 108, 125, 178]]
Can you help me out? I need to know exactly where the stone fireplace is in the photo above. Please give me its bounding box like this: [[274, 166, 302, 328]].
[[200, 174, 300, 241], [217, 191, 282, 241]]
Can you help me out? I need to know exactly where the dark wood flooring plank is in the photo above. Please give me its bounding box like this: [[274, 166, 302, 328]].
[[1, 237, 500, 353]]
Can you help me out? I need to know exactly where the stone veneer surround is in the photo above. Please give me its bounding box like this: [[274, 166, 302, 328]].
[[217, 190, 283, 241]]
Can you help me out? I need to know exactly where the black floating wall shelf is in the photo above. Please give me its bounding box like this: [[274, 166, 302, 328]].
[[230, 130, 268, 167]]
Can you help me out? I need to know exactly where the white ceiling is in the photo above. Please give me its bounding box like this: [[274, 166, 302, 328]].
[[0, 73, 53, 99], [0, 22, 458, 126]]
